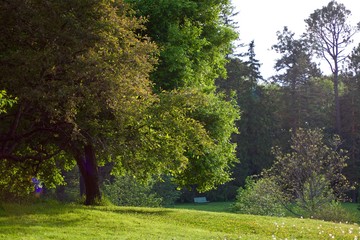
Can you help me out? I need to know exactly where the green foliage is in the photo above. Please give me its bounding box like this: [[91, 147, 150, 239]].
[[111, 88, 239, 192], [295, 174, 335, 214], [0, 90, 16, 114], [103, 176, 162, 207], [0, 0, 158, 199], [271, 27, 321, 131], [216, 52, 278, 195], [152, 175, 181, 207], [53, 167, 81, 202], [0, 0, 239, 205], [305, 0, 359, 65], [233, 177, 286, 217], [126, 0, 238, 91], [305, 0, 360, 133], [0, 151, 75, 200], [341, 45, 360, 197], [312, 201, 356, 223]]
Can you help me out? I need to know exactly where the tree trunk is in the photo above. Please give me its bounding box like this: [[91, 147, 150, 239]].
[[79, 170, 85, 197], [76, 144, 101, 205], [334, 67, 341, 134]]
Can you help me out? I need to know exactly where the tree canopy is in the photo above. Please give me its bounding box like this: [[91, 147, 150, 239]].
[[125, 0, 238, 91]]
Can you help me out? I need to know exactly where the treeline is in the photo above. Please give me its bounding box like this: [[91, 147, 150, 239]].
[[210, 0, 360, 202]]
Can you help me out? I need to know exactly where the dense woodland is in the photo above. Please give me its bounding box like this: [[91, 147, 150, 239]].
[[0, 0, 360, 208]]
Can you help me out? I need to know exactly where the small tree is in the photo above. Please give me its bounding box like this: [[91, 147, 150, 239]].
[[266, 128, 350, 216]]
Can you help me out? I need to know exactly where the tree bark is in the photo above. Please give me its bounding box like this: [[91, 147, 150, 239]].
[[334, 67, 341, 134], [76, 144, 101, 205]]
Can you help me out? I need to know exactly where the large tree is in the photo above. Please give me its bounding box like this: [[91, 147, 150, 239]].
[[0, 0, 239, 204], [305, 0, 360, 134], [272, 27, 321, 131], [124, 0, 240, 198], [0, 0, 158, 204]]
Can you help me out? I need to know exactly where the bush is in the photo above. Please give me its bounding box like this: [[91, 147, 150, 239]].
[[232, 177, 286, 216], [152, 175, 181, 207], [103, 176, 162, 207], [312, 201, 356, 223]]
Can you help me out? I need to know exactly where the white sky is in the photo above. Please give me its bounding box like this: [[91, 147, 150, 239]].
[[232, 0, 360, 79]]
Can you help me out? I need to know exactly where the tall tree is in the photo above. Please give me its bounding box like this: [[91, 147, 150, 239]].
[[125, 0, 240, 197], [305, 0, 360, 134], [216, 42, 277, 195], [272, 27, 321, 131]]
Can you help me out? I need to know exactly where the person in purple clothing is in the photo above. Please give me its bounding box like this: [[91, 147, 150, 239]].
[[31, 177, 43, 198]]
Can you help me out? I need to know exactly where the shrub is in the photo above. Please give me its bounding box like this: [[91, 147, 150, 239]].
[[152, 175, 181, 207], [103, 176, 162, 207], [232, 177, 286, 217], [312, 201, 356, 223]]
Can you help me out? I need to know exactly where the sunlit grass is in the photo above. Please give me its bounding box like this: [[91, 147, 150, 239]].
[[173, 201, 234, 213], [0, 201, 359, 239]]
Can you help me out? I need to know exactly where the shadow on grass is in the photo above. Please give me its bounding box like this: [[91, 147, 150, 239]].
[[0, 200, 85, 217], [95, 206, 173, 216]]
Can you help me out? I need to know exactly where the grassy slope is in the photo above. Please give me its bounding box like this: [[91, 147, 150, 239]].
[[173, 201, 234, 213], [0, 201, 359, 240]]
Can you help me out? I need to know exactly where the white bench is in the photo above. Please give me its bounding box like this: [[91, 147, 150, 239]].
[[194, 197, 209, 203]]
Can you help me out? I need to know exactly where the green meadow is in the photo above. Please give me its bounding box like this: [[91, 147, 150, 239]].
[[1, 201, 360, 239]]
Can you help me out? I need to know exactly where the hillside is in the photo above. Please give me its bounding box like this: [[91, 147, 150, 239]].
[[0, 202, 359, 239]]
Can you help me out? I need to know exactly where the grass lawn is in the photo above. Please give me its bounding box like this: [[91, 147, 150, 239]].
[[175, 201, 360, 221], [173, 201, 234, 213], [1, 201, 360, 239], [342, 203, 360, 220]]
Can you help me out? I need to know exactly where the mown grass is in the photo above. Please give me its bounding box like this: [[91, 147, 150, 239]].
[[342, 203, 360, 221], [175, 201, 360, 221], [173, 201, 234, 213], [1, 201, 360, 239]]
